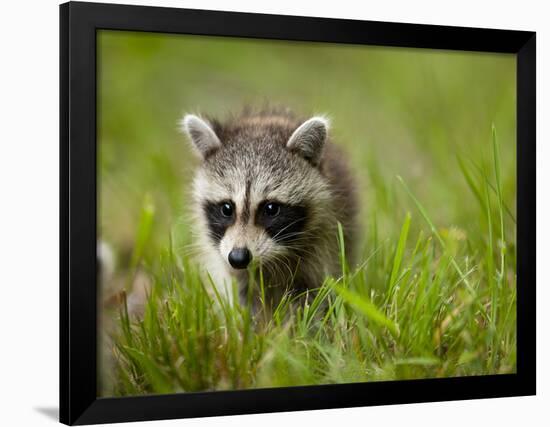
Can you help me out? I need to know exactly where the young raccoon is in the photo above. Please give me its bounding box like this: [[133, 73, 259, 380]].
[[181, 108, 358, 308]]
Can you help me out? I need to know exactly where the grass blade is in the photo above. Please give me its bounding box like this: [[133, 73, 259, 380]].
[[333, 284, 399, 338], [388, 212, 411, 296]]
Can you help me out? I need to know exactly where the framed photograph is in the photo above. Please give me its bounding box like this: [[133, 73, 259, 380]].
[[60, 1, 536, 425]]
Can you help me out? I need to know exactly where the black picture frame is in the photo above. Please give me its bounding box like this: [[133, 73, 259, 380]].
[[60, 1, 536, 425]]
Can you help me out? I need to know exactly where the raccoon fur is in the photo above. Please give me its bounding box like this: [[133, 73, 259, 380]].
[[181, 107, 358, 308]]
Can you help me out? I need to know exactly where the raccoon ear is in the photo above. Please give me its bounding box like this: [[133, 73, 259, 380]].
[[286, 116, 329, 166], [180, 114, 222, 159]]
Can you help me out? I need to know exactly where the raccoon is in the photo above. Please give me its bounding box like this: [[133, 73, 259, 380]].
[[181, 108, 358, 308]]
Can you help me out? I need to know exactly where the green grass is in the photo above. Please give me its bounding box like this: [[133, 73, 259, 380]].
[[107, 133, 516, 396], [97, 30, 517, 396]]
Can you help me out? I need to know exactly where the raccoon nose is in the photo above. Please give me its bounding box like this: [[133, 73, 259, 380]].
[[228, 247, 252, 269]]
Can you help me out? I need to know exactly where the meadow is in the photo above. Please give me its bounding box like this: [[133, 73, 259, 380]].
[[97, 30, 517, 396]]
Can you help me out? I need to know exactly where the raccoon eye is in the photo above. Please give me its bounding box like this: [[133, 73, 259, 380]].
[[264, 202, 280, 217], [220, 202, 233, 217]]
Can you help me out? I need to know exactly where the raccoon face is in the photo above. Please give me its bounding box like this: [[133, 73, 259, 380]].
[[182, 113, 331, 272]]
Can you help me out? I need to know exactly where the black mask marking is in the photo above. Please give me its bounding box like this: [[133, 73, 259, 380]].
[[203, 200, 235, 243], [256, 201, 308, 244]]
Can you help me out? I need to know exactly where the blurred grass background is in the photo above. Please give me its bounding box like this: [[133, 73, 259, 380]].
[[97, 30, 516, 396]]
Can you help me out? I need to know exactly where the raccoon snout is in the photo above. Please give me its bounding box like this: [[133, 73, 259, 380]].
[[228, 247, 252, 269]]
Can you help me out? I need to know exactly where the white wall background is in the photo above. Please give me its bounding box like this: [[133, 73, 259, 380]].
[[0, 0, 546, 425]]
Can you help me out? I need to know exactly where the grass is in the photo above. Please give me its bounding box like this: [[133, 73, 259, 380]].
[[96, 30, 517, 396], [107, 132, 516, 396]]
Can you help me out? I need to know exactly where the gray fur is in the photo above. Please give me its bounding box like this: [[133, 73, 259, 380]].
[[182, 107, 358, 309]]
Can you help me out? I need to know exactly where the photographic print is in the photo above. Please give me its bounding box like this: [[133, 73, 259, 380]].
[[96, 30, 517, 398]]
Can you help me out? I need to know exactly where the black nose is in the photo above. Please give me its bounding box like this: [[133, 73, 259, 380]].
[[228, 247, 252, 269]]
